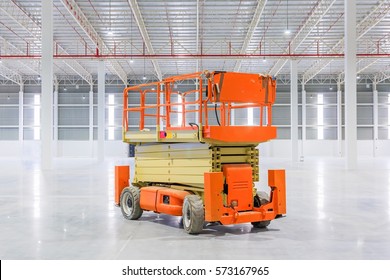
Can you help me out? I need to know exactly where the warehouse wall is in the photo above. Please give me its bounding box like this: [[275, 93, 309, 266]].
[[0, 80, 389, 158], [2, 139, 389, 158], [258, 140, 390, 157]]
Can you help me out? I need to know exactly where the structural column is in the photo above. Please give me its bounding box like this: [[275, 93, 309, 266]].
[[159, 84, 165, 129], [195, 0, 200, 124], [344, 0, 357, 169], [290, 60, 299, 162], [53, 82, 58, 156], [337, 80, 343, 157], [195, 63, 200, 125], [41, 0, 53, 169], [373, 80, 378, 157], [89, 85, 94, 156], [98, 60, 105, 161], [301, 82, 306, 161], [18, 84, 24, 141]]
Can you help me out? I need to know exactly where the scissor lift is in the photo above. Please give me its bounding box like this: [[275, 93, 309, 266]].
[[115, 71, 286, 234]]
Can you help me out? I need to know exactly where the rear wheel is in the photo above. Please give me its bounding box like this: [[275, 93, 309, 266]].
[[252, 191, 271, 228], [120, 186, 143, 220], [182, 195, 204, 234]]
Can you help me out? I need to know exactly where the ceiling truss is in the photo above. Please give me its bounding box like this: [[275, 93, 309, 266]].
[[0, 61, 23, 85], [60, 0, 127, 85], [1, 0, 93, 85], [127, 0, 162, 80], [233, 0, 267, 72], [269, 0, 337, 76], [303, 0, 390, 83], [0, 0, 389, 85]]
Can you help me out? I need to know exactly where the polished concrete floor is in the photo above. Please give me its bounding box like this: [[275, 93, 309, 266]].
[[0, 156, 390, 260]]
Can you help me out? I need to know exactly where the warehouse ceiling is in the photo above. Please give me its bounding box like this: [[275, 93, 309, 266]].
[[0, 0, 389, 85]]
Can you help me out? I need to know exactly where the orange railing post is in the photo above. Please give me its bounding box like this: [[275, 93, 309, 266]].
[[198, 79, 203, 125], [227, 103, 231, 126], [140, 91, 145, 130], [181, 96, 185, 127], [123, 89, 129, 135], [165, 82, 171, 129], [157, 85, 160, 128]]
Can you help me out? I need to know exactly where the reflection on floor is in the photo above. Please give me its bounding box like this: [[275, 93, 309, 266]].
[[0, 157, 389, 259]]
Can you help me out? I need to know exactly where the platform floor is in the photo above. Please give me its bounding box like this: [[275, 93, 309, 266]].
[[0, 156, 390, 260]]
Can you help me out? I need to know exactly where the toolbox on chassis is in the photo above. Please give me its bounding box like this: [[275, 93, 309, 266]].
[[114, 71, 286, 234]]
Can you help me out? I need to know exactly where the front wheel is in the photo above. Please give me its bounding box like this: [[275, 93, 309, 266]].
[[252, 191, 271, 228], [120, 186, 143, 220], [182, 195, 204, 234]]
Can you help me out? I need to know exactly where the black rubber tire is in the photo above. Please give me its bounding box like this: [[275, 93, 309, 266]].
[[252, 191, 271, 228], [182, 195, 204, 234], [120, 186, 143, 220]]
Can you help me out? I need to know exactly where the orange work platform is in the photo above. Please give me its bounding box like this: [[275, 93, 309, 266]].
[[122, 70, 277, 144]]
